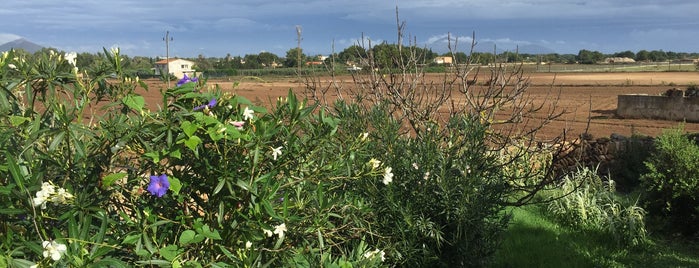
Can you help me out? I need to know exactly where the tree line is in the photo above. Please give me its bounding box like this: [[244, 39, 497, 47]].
[[7, 46, 699, 77]]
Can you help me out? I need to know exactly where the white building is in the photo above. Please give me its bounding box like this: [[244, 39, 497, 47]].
[[154, 58, 196, 79]]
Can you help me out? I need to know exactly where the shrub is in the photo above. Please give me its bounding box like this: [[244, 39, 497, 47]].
[[640, 125, 699, 236], [609, 134, 653, 192], [547, 167, 648, 247], [0, 15, 565, 266], [337, 102, 510, 266]]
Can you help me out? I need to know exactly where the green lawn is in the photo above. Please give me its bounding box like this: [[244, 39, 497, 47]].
[[490, 206, 699, 268]]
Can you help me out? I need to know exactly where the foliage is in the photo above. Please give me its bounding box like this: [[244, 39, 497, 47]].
[[546, 167, 648, 247], [0, 36, 536, 267], [0, 48, 386, 267], [0, 12, 579, 267], [333, 101, 511, 266], [608, 134, 653, 192], [640, 125, 699, 236], [492, 206, 699, 268]]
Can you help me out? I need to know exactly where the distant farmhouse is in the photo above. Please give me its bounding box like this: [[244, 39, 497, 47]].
[[154, 58, 195, 79], [433, 56, 453, 65], [604, 57, 636, 64]]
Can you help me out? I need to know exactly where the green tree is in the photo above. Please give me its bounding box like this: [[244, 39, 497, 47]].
[[635, 50, 650, 62], [649, 50, 668, 62], [471, 52, 495, 65], [614, 50, 635, 59], [284, 47, 305, 68], [338, 45, 367, 65], [576, 49, 604, 64], [258, 51, 280, 67]]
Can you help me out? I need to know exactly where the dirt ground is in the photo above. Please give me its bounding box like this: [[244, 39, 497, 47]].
[[143, 71, 699, 140]]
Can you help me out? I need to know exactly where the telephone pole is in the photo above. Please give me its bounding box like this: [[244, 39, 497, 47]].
[[296, 25, 302, 75], [163, 31, 173, 88]]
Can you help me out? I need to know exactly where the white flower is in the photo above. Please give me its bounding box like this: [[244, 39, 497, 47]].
[[423, 171, 430, 180], [33, 182, 74, 208], [33, 195, 48, 209], [7, 63, 17, 70], [109, 46, 120, 56], [33, 182, 56, 209], [263, 229, 273, 237], [245, 241, 253, 249], [360, 132, 369, 141], [50, 188, 74, 204], [243, 107, 254, 121], [382, 167, 394, 185], [273, 223, 287, 239], [271, 146, 283, 161], [363, 249, 386, 262], [42, 240, 67, 261], [65, 52, 77, 67], [412, 163, 419, 170], [368, 158, 381, 169]]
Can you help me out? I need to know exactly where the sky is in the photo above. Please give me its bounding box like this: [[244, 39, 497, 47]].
[[2, 0, 699, 58]]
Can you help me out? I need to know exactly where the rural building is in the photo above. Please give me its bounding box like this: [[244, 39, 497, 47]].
[[433, 56, 453, 64], [604, 57, 635, 64], [154, 58, 195, 79], [305, 61, 324, 66]]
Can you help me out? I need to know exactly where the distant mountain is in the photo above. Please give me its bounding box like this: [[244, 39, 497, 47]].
[[0, 38, 44, 53]]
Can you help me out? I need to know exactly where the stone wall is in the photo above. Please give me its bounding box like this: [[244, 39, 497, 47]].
[[617, 91, 699, 122], [551, 133, 655, 176]]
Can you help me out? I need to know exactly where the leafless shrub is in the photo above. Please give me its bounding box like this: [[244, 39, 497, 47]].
[[303, 7, 575, 206]]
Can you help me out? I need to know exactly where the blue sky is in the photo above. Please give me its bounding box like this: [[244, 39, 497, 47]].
[[2, 0, 699, 58]]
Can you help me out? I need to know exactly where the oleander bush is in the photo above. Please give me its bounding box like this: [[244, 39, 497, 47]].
[[0, 20, 566, 266], [0, 44, 532, 267]]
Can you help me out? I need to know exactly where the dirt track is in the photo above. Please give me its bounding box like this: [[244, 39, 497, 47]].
[[144, 72, 699, 140]]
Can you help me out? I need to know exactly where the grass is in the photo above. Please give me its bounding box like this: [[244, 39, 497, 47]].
[[490, 206, 699, 268]]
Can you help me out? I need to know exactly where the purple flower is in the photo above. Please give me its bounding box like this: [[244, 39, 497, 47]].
[[147, 174, 170, 197], [193, 98, 217, 111], [176, 74, 199, 87]]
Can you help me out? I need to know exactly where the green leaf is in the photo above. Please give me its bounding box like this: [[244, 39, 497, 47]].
[[102, 172, 127, 188], [159, 244, 180, 261], [8, 115, 29, 127], [169, 176, 182, 195], [179, 230, 196, 246], [169, 149, 182, 159], [5, 154, 25, 191], [93, 258, 128, 268], [213, 179, 226, 195], [122, 94, 145, 112], [122, 234, 141, 245], [198, 224, 221, 240], [184, 136, 202, 152], [181, 120, 197, 137], [144, 152, 160, 163]]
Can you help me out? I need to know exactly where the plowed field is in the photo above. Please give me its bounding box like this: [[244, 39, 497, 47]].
[[142, 71, 699, 140]]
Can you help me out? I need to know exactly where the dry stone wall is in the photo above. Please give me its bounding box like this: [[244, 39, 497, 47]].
[[551, 133, 655, 177]]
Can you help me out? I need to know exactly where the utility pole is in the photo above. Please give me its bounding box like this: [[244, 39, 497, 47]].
[[163, 31, 173, 88], [296, 25, 302, 75]]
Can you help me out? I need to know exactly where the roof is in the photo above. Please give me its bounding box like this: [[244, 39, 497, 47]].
[[155, 58, 193, 64]]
